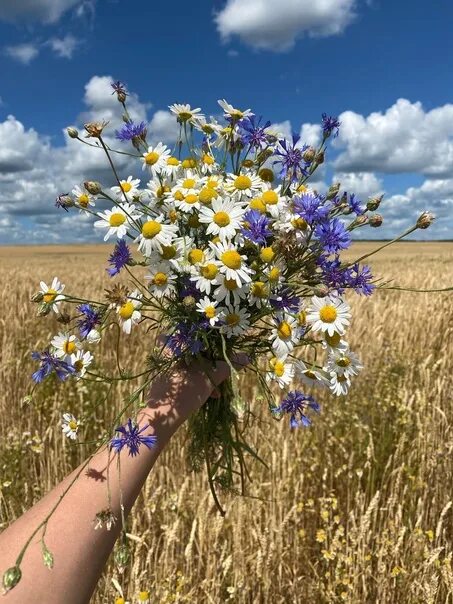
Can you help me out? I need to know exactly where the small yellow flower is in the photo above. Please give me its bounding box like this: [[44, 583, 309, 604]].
[[316, 529, 327, 543]]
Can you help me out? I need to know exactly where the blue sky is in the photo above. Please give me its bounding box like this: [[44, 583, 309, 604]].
[[0, 0, 452, 243]]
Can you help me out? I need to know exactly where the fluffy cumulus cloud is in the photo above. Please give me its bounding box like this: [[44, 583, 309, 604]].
[[333, 98, 453, 177], [0, 75, 180, 244], [0, 0, 81, 24], [333, 171, 383, 201], [215, 0, 357, 51]]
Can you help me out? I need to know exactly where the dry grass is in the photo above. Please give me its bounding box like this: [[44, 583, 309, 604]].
[[1, 242, 453, 603]]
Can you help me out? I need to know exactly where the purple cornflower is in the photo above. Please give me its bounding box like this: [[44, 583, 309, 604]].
[[165, 321, 206, 357], [241, 210, 272, 245], [31, 351, 76, 383], [270, 288, 300, 313], [321, 113, 340, 138], [347, 263, 375, 296], [273, 134, 309, 181], [111, 80, 126, 95], [110, 419, 157, 457], [239, 115, 272, 149], [55, 193, 72, 212], [115, 121, 147, 142], [293, 192, 330, 225], [348, 193, 365, 216], [318, 256, 351, 294], [77, 304, 101, 338], [179, 276, 201, 301], [275, 391, 320, 428], [315, 218, 351, 254], [107, 239, 132, 277]]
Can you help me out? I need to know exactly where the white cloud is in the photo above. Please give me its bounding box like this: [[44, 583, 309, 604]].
[[147, 110, 179, 145], [5, 43, 39, 64], [0, 0, 80, 24], [215, 0, 357, 51], [47, 34, 79, 59], [334, 98, 453, 177], [333, 172, 383, 201]]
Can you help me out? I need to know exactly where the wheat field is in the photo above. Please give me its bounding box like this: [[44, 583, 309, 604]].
[[0, 242, 452, 604]]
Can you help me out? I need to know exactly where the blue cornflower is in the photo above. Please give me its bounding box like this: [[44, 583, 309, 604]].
[[273, 134, 309, 181], [107, 239, 132, 277], [321, 113, 340, 138], [318, 256, 351, 294], [31, 351, 76, 383], [270, 288, 300, 313], [241, 210, 272, 245], [315, 218, 351, 254], [77, 304, 101, 338], [179, 276, 202, 301], [165, 321, 206, 357], [115, 121, 147, 142], [110, 419, 157, 457], [239, 115, 272, 149], [293, 192, 330, 225], [347, 263, 375, 296], [348, 193, 365, 216], [274, 391, 320, 428], [111, 80, 126, 95]]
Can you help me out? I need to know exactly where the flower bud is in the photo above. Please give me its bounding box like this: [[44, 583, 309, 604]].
[[258, 168, 274, 183], [84, 120, 108, 138], [37, 303, 52, 317], [87, 329, 101, 344], [2, 566, 22, 592], [84, 181, 102, 195], [366, 195, 383, 211], [314, 284, 329, 297], [354, 215, 368, 226], [326, 182, 341, 200], [182, 295, 196, 307], [114, 544, 130, 573], [315, 151, 325, 165], [42, 546, 54, 569], [369, 214, 383, 227], [31, 292, 44, 303], [302, 147, 316, 163], [67, 126, 79, 139], [117, 90, 127, 103], [416, 211, 435, 229]]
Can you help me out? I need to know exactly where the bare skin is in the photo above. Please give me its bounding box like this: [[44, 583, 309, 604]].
[[0, 359, 235, 603]]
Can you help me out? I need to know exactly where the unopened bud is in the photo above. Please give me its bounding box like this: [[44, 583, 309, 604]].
[[314, 284, 329, 297], [31, 292, 44, 303], [67, 126, 79, 139], [37, 303, 51, 317], [182, 295, 196, 307], [122, 114, 129, 123], [258, 168, 274, 183], [84, 181, 102, 195], [241, 159, 254, 168], [326, 182, 341, 200], [114, 544, 130, 573], [416, 211, 435, 229], [366, 195, 383, 211], [369, 214, 383, 227], [2, 566, 22, 592], [117, 90, 127, 103], [302, 147, 316, 163], [42, 545, 54, 569], [315, 151, 325, 165], [354, 215, 368, 226]]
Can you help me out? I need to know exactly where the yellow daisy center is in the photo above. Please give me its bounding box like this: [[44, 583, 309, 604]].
[[185, 193, 199, 205], [203, 154, 215, 165], [262, 190, 278, 205], [109, 213, 126, 227], [226, 313, 240, 326], [336, 356, 351, 368], [182, 158, 196, 169], [319, 305, 337, 323], [78, 193, 89, 207], [259, 168, 274, 183], [268, 267, 281, 282], [251, 281, 268, 298], [121, 181, 132, 193], [260, 247, 275, 263], [43, 289, 57, 303], [304, 370, 317, 379], [174, 190, 185, 201], [200, 263, 218, 280], [250, 198, 266, 213], [277, 321, 292, 340], [199, 187, 217, 205], [325, 332, 341, 347], [68, 419, 78, 431], [183, 178, 196, 189], [234, 175, 252, 191], [156, 185, 170, 198], [273, 360, 285, 377], [63, 340, 76, 355], [119, 301, 135, 320], [297, 184, 308, 193], [206, 178, 219, 190], [188, 248, 204, 264], [298, 310, 307, 326], [292, 217, 308, 231], [142, 220, 162, 239], [224, 278, 238, 290], [168, 209, 178, 223], [153, 272, 168, 286], [144, 151, 159, 165], [160, 245, 177, 260], [167, 156, 180, 166], [221, 250, 241, 269], [204, 306, 216, 319], [213, 211, 231, 227], [74, 360, 84, 372], [178, 111, 193, 121], [187, 214, 201, 228], [139, 592, 150, 602]]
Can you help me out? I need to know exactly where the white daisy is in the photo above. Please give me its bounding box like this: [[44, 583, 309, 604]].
[[192, 115, 223, 137], [51, 332, 81, 362], [249, 280, 271, 308], [196, 296, 221, 326], [274, 209, 311, 245], [72, 350, 93, 379], [169, 103, 204, 124], [218, 99, 253, 121], [164, 155, 182, 178], [266, 356, 295, 389], [220, 305, 250, 338], [200, 153, 217, 174], [226, 173, 263, 200], [62, 413, 80, 440], [141, 143, 171, 174], [306, 296, 351, 336], [39, 277, 65, 312], [270, 315, 301, 358], [198, 197, 246, 242], [136, 215, 178, 256], [72, 185, 95, 214], [111, 176, 141, 202], [325, 349, 363, 379], [263, 259, 286, 289], [211, 241, 253, 286], [329, 372, 351, 397], [260, 186, 287, 219], [296, 359, 329, 388], [214, 275, 249, 306], [145, 264, 176, 298], [94, 203, 138, 242], [117, 290, 142, 334], [190, 261, 220, 295], [321, 331, 348, 351]]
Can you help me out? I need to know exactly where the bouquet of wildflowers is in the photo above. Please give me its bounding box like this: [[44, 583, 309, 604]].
[[29, 83, 437, 512]]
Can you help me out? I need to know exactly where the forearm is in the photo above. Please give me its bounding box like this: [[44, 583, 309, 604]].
[[0, 361, 227, 603]]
